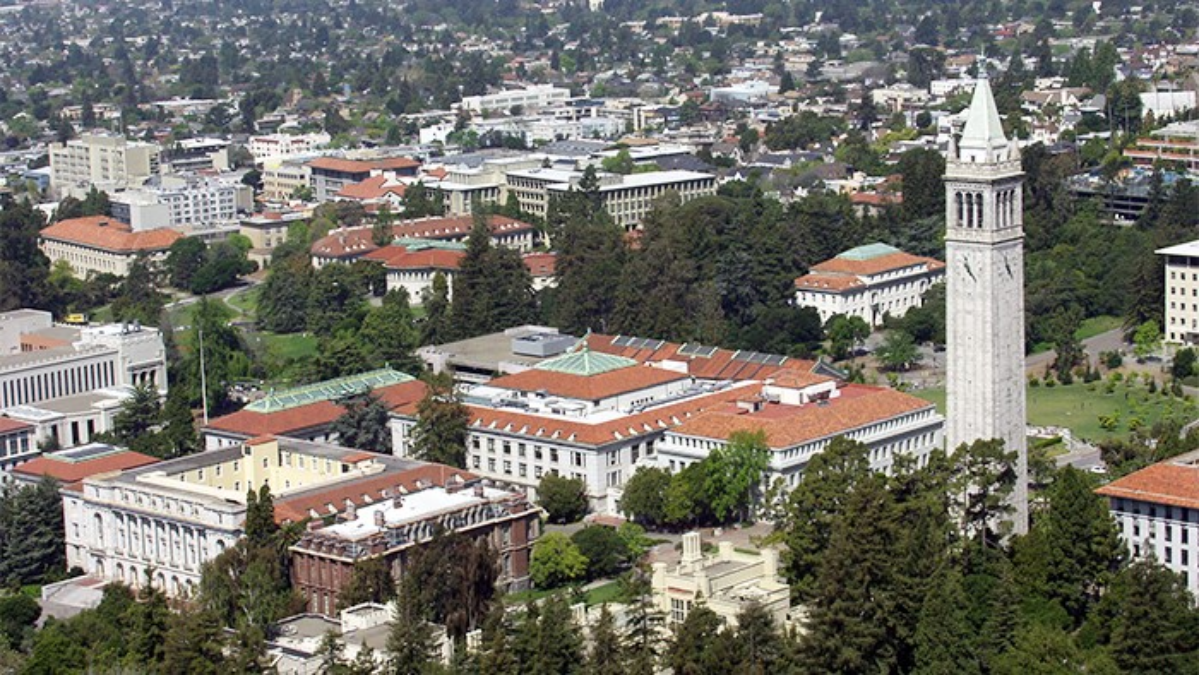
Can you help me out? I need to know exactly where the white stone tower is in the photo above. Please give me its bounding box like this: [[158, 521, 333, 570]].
[[944, 79, 1029, 534]]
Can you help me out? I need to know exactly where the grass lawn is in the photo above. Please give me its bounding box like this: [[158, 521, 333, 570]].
[[913, 379, 1199, 442], [226, 286, 260, 318], [583, 580, 623, 606], [1031, 315, 1121, 353], [260, 332, 318, 361]]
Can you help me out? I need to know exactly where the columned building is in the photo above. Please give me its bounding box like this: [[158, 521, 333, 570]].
[[944, 79, 1029, 533]]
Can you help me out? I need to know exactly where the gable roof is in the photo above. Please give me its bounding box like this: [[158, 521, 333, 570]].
[[273, 462, 475, 524], [41, 216, 182, 253], [362, 245, 465, 271], [12, 448, 159, 487], [335, 174, 408, 201], [206, 380, 427, 439], [1096, 460, 1199, 510], [487, 364, 686, 402], [308, 156, 420, 174], [583, 333, 827, 382]]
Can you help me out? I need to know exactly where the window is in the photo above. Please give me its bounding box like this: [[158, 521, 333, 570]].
[[472, 456, 481, 469], [488, 459, 496, 472], [518, 443, 527, 458], [572, 452, 584, 467], [519, 464, 527, 477], [503, 442, 512, 455], [550, 449, 559, 463], [503, 461, 512, 475]]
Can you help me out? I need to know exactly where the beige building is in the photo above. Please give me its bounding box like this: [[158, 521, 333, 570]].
[[49, 132, 161, 198], [1158, 239, 1199, 344], [794, 243, 945, 326], [652, 532, 794, 628], [39, 216, 181, 278], [240, 210, 311, 265], [261, 160, 313, 202]]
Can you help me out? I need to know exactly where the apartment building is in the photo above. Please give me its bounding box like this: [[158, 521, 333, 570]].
[[39, 216, 182, 277], [1097, 450, 1199, 595], [507, 167, 717, 229], [240, 210, 311, 265], [71, 436, 439, 597], [290, 472, 540, 615], [794, 243, 946, 326], [261, 160, 313, 202], [109, 174, 253, 231], [0, 309, 168, 450], [49, 132, 161, 198], [1158, 239, 1199, 344], [0, 417, 36, 474], [458, 85, 571, 114], [249, 132, 331, 163]]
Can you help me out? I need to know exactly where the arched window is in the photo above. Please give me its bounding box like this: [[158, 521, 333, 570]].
[[955, 192, 964, 226], [975, 193, 984, 228]]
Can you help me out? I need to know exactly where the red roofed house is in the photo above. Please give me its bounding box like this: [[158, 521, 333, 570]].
[[310, 214, 536, 269], [361, 242, 466, 303], [1096, 450, 1199, 596], [39, 216, 183, 277], [308, 156, 420, 202], [0, 416, 36, 473], [794, 242, 945, 327], [333, 174, 408, 207], [524, 252, 557, 291]]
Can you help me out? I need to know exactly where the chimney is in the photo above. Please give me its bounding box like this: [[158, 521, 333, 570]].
[[681, 531, 702, 564], [392, 496, 403, 509], [344, 501, 357, 520], [719, 541, 734, 561], [473, 484, 485, 498], [374, 510, 385, 528]]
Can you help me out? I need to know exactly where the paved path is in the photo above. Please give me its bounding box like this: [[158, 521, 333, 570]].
[[1025, 327, 1127, 374]]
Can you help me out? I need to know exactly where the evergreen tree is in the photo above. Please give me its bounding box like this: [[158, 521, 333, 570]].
[[387, 583, 437, 675], [620, 569, 664, 674], [410, 372, 469, 468], [162, 608, 227, 675], [244, 484, 278, 547], [550, 205, 626, 334], [372, 205, 395, 247], [477, 604, 520, 675], [338, 557, 397, 609], [584, 605, 624, 675], [105, 383, 165, 455], [331, 392, 393, 454], [512, 601, 541, 670], [532, 595, 584, 675], [359, 289, 422, 373], [450, 214, 535, 339], [257, 258, 313, 333], [0, 477, 66, 585], [1108, 560, 1199, 673], [734, 601, 783, 674], [111, 256, 167, 326], [950, 439, 1017, 547], [667, 603, 725, 675], [420, 272, 452, 346], [913, 567, 979, 675], [125, 583, 171, 668]]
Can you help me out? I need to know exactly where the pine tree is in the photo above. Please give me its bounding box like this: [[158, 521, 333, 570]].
[[410, 372, 469, 468], [338, 557, 397, 609], [621, 569, 664, 674], [550, 207, 626, 334], [124, 583, 171, 668], [359, 289, 421, 373], [477, 604, 519, 675], [913, 567, 979, 675], [734, 601, 783, 674], [532, 595, 583, 675], [667, 603, 725, 675], [244, 484, 278, 546], [387, 584, 437, 675], [584, 605, 624, 675], [162, 609, 227, 675], [512, 602, 541, 670], [420, 272, 452, 346], [331, 392, 393, 454], [1108, 560, 1199, 673]]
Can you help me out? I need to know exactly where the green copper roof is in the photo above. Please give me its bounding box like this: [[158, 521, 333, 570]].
[[837, 242, 901, 261], [391, 237, 468, 251], [246, 368, 415, 413], [535, 348, 638, 376]]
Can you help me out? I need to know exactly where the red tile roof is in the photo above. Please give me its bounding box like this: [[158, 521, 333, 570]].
[[0, 417, 33, 434], [1096, 461, 1199, 510], [459, 383, 758, 447], [810, 251, 943, 277], [41, 216, 182, 253], [488, 365, 687, 401], [12, 450, 159, 486], [523, 252, 556, 277], [671, 384, 934, 449], [335, 175, 408, 201], [583, 334, 821, 382], [206, 381, 427, 439], [273, 463, 475, 524], [310, 215, 533, 260], [794, 273, 866, 292], [308, 156, 420, 174], [362, 246, 464, 271]]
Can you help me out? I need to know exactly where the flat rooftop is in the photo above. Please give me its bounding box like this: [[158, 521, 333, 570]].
[[420, 326, 572, 373], [319, 484, 514, 541]]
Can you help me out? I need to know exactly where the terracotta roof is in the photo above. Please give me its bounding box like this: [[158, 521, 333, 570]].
[[12, 450, 159, 485], [20, 333, 70, 350], [206, 381, 427, 439], [794, 273, 866, 292], [308, 156, 420, 174], [764, 368, 836, 389], [362, 246, 464, 271], [335, 175, 407, 201], [1096, 461, 1199, 510], [584, 334, 821, 382], [523, 252, 556, 277], [41, 216, 182, 253], [0, 417, 33, 434], [672, 384, 934, 449], [850, 192, 903, 206], [458, 383, 758, 447], [811, 251, 942, 276], [310, 215, 532, 260], [487, 364, 687, 401], [311, 228, 377, 260], [273, 463, 475, 524]]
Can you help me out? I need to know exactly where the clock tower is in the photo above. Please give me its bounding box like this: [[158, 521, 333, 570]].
[[944, 79, 1029, 534]]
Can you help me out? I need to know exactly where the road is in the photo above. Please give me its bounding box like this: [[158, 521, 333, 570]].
[[1025, 327, 1127, 375], [164, 279, 260, 329]]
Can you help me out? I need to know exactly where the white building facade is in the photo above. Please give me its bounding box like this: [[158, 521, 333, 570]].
[[794, 243, 945, 326], [1158, 240, 1199, 345], [49, 132, 161, 198], [110, 175, 253, 231]]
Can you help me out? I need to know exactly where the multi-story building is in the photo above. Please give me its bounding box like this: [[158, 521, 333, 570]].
[[362, 240, 465, 302], [1125, 120, 1199, 173], [240, 210, 311, 265], [72, 435, 455, 597], [162, 138, 230, 174], [261, 160, 313, 202], [654, 371, 944, 487], [49, 132, 161, 198], [652, 532, 793, 628], [458, 85, 571, 114], [39, 216, 182, 277], [109, 174, 253, 232], [1157, 239, 1199, 344], [310, 215, 536, 268], [0, 309, 168, 449], [793, 243, 946, 326], [203, 369, 425, 450], [0, 417, 36, 474], [308, 157, 421, 202], [290, 473, 540, 615], [9, 443, 158, 489], [1097, 449, 1199, 595], [249, 132, 332, 163]]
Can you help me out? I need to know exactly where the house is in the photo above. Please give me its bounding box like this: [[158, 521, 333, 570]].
[[39, 216, 183, 277]]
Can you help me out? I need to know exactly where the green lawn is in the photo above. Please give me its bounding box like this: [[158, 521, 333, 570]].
[[226, 286, 260, 318], [583, 580, 623, 606], [913, 380, 1199, 442], [1031, 315, 1121, 353], [261, 332, 318, 361]]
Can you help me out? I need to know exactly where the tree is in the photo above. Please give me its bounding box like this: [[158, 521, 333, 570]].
[[166, 237, 208, 291], [0, 593, 40, 650], [410, 372, 468, 468], [667, 603, 725, 675], [307, 263, 368, 338], [450, 214, 536, 339], [584, 604, 624, 675], [331, 392, 392, 454], [1107, 560, 1199, 673], [257, 259, 312, 333], [898, 149, 947, 221], [162, 608, 227, 675], [401, 183, 446, 218], [950, 439, 1017, 547], [388, 581, 439, 675], [570, 526, 629, 580], [110, 256, 166, 326], [877, 329, 923, 371], [0, 201, 51, 312], [531, 594, 584, 674], [538, 474, 589, 524], [477, 605, 520, 675], [620, 568, 664, 674], [339, 557, 396, 609], [1174, 347, 1197, 380], [420, 272, 453, 346], [601, 148, 635, 175], [244, 484, 278, 547], [619, 467, 672, 527], [372, 206, 395, 247], [530, 532, 588, 588], [913, 567, 979, 675], [359, 289, 421, 373], [0, 477, 66, 585], [826, 314, 870, 361], [401, 532, 497, 639], [106, 383, 164, 455], [1133, 320, 1161, 361], [549, 207, 626, 335], [703, 430, 770, 523]]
